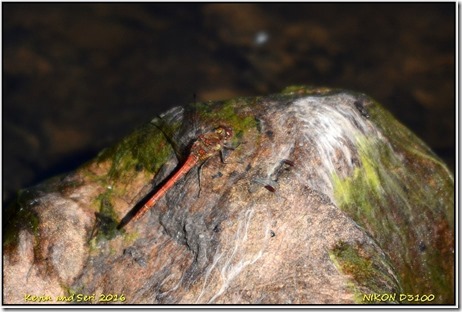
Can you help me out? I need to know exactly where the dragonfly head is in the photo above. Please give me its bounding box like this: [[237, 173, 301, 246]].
[[215, 125, 233, 141]]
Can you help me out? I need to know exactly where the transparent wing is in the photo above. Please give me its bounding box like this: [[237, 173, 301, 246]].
[[150, 104, 200, 161]]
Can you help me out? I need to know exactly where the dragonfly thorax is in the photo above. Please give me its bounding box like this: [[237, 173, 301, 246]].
[[215, 125, 233, 141], [190, 126, 233, 161]]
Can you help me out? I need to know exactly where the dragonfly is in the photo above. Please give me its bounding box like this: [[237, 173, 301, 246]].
[[118, 125, 233, 229]]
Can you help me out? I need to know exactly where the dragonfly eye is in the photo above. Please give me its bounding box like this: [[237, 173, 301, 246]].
[[223, 127, 232, 138], [216, 126, 232, 139]]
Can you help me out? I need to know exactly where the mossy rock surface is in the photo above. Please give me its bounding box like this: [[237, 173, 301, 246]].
[[3, 86, 453, 304]]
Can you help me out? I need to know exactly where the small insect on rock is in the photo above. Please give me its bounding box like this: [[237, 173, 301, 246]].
[[354, 100, 370, 118]]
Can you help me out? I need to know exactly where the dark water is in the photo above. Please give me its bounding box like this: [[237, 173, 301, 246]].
[[3, 3, 455, 206]]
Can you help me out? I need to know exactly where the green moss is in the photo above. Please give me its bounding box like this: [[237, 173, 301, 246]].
[[331, 104, 454, 303], [97, 123, 174, 182], [90, 190, 120, 245], [280, 85, 337, 96], [3, 189, 41, 251], [329, 241, 400, 303], [330, 242, 375, 281], [192, 98, 258, 147], [85, 123, 176, 222], [332, 137, 386, 223]]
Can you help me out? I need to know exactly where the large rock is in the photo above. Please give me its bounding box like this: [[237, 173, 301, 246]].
[[3, 86, 454, 304]]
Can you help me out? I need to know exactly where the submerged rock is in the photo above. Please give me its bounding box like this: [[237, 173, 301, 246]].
[[3, 86, 454, 304]]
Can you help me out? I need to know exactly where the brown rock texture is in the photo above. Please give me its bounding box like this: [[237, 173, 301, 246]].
[[3, 87, 454, 305]]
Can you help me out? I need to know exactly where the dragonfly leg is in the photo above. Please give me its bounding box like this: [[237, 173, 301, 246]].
[[220, 147, 235, 164], [197, 157, 211, 198]]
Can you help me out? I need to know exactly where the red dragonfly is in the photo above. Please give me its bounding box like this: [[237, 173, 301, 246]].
[[118, 125, 233, 229]]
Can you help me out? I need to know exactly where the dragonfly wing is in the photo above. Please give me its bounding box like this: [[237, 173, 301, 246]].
[[150, 105, 196, 161]]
